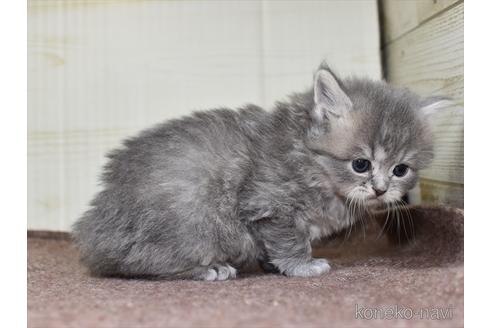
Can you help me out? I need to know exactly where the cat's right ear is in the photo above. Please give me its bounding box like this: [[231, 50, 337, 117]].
[[313, 68, 353, 122]]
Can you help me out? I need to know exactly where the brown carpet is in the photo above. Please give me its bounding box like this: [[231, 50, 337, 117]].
[[28, 206, 463, 328]]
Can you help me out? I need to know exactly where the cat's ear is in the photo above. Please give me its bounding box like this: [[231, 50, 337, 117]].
[[420, 96, 454, 117], [313, 68, 353, 121]]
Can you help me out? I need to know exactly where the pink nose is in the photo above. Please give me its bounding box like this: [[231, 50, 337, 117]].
[[373, 188, 387, 197]]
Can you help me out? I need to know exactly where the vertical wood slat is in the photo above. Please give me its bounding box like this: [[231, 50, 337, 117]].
[[382, 1, 464, 208], [381, 0, 461, 43]]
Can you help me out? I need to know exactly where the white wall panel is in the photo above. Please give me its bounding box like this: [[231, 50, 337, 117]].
[[28, 0, 381, 231]]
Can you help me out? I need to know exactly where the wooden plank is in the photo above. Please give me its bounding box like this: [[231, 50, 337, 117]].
[[407, 178, 463, 208], [384, 2, 463, 207], [381, 0, 461, 44], [416, 0, 462, 23], [381, 0, 419, 44], [419, 178, 463, 208]]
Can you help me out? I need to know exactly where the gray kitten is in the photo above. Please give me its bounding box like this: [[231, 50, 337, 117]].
[[72, 64, 447, 280]]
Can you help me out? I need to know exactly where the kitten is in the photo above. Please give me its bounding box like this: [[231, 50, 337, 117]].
[[72, 64, 447, 280]]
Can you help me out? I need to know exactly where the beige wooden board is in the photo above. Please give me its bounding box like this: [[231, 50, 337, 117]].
[[408, 177, 463, 208], [384, 2, 463, 207], [381, 0, 461, 44], [28, 0, 381, 231], [420, 178, 463, 208]]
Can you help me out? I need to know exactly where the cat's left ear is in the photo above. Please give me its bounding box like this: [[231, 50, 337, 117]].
[[313, 68, 353, 121], [420, 96, 454, 117]]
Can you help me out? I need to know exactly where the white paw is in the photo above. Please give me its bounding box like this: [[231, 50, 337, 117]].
[[286, 258, 331, 277], [204, 268, 218, 281], [204, 264, 237, 281]]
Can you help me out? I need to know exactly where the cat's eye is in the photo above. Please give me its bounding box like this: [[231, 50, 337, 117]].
[[393, 164, 409, 177], [352, 159, 371, 173]]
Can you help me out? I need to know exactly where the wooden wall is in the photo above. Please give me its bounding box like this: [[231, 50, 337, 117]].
[[28, 0, 381, 231], [381, 0, 464, 208]]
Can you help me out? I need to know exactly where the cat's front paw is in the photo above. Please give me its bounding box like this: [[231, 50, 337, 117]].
[[284, 258, 331, 277], [203, 264, 237, 281]]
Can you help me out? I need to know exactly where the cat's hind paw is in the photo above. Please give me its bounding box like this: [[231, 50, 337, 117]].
[[284, 258, 331, 277]]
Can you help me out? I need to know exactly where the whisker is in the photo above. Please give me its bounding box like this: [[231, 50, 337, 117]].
[[376, 202, 391, 240], [347, 196, 354, 241], [359, 197, 367, 241], [395, 202, 402, 245], [400, 203, 410, 242], [342, 197, 349, 243], [341, 192, 354, 246], [353, 195, 359, 237], [397, 199, 415, 243], [352, 194, 359, 238], [403, 200, 415, 239]]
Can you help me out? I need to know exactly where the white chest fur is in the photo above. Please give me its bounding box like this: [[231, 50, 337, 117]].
[[305, 196, 353, 242]]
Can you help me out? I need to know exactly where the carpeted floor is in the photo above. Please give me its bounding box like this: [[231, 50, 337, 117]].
[[28, 206, 463, 328]]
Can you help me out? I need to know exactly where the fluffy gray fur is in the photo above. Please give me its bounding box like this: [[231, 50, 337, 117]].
[[72, 64, 446, 280]]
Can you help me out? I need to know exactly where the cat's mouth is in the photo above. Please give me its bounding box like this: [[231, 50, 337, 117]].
[[362, 196, 405, 211], [342, 194, 384, 210], [364, 198, 385, 209], [340, 190, 394, 210]]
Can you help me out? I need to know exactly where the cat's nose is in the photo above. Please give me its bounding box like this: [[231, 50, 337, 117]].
[[373, 188, 387, 197]]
